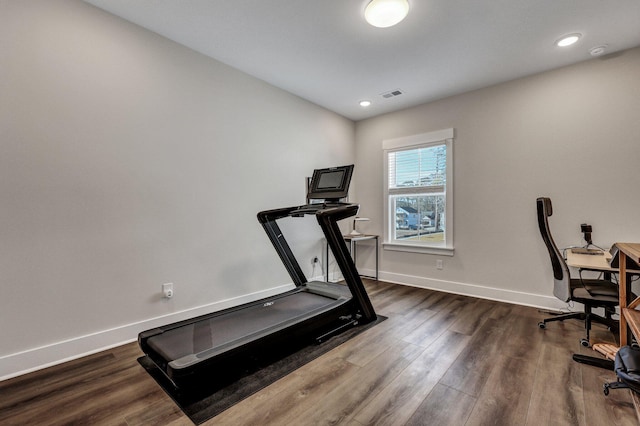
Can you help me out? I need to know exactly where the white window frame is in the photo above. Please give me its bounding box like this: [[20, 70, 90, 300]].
[[383, 128, 454, 256]]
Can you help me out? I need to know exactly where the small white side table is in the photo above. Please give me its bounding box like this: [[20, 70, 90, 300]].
[[325, 234, 379, 281]]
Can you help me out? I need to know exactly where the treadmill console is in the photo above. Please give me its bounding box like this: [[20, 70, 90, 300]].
[[291, 164, 354, 216], [307, 164, 354, 203]]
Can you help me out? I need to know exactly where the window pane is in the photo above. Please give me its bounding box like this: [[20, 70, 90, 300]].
[[384, 130, 453, 252], [389, 144, 446, 189], [392, 194, 445, 243]]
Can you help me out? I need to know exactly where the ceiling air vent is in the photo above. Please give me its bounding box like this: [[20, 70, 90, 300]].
[[381, 89, 404, 99]]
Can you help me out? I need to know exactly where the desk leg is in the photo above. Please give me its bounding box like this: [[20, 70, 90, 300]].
[[351, 240, 356, 268], [375, 236, 379, 280], [627, 271, 635, 346], [620, 255, 628, 347]]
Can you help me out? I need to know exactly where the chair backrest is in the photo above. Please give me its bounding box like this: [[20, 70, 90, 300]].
[[536, 197, 571, 302]]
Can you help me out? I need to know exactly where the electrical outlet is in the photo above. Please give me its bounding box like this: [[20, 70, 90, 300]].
[[436, 259, 443, 270], [162, 283, 174, 298]]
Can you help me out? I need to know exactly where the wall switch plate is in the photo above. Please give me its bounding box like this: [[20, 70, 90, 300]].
[[436, 259, 443, 270]]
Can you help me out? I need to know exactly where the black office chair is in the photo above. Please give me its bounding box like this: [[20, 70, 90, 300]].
[[536, 197, 619, 347]]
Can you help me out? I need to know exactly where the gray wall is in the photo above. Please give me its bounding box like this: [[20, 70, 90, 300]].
[[3, 0, 639, 380], [0, 0, 354, 378], [353, 47, 640, 307]]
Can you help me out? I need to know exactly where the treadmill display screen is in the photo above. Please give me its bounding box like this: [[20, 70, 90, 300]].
[[317, 170, 345, 189], [307, 164, 354, 201]]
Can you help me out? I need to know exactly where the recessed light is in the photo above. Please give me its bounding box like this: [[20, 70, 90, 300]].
[[555, 33, 581, 47], [359, 100, 372, 107], [589, 45, 608, 56], [364, 0, 410, 28]]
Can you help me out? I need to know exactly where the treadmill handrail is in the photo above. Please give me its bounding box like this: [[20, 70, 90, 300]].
[[258, 206, 308, 286], [316, 205, 377, 322], [258, 203, 376, 323]]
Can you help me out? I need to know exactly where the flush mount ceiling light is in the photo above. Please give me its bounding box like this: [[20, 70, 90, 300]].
[[359, 100, 372, 107], [555, 33, 581, 47], [365, 0, 410, 28]]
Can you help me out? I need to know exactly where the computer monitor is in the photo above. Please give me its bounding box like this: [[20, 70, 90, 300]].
[[307, 164, 354, 202]]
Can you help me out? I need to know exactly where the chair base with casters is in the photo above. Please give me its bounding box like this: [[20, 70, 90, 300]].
[[538, 278, 618, 347], [603, 380, 630, 395]]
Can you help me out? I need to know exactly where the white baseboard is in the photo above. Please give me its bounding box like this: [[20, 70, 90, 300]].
[[0, 271, 573, 382], [0, 283, 294, 382], [360, 267, 568, 311]]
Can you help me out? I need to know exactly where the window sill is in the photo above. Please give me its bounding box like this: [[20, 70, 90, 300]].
[[383, 242, 454, 256]]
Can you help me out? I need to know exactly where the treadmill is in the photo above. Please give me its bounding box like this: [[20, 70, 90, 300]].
[[138, 164, 376, 388]]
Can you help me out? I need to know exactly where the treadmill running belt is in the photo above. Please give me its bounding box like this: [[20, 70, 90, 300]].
[[146, 291, 342, 364]]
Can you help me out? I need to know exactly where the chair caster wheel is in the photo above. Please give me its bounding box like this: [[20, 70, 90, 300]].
[[580, 338, 590, 347], [603, 383, 610, 396], [538, 322, 546, 329]]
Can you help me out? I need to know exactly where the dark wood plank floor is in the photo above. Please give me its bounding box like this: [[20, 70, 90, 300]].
[[1, 280, 637, 425]]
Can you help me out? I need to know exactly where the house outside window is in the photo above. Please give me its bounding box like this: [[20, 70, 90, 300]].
[[383, 128, 454, 255]]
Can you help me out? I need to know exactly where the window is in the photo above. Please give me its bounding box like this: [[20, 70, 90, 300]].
[[383, 129, 454, 255]]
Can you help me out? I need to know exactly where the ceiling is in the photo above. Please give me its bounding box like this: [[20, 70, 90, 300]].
[[84, 0, 640, 121]]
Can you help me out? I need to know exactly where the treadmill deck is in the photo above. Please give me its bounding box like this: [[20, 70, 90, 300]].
[[145, 285, 350, 371]]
